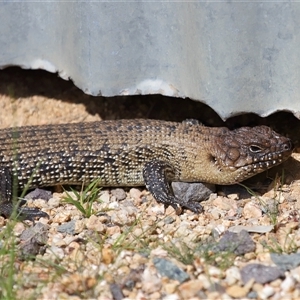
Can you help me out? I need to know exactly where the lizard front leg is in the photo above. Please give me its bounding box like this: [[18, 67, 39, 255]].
[[0, 168, 48, 220], [143, 160, 203, 214]]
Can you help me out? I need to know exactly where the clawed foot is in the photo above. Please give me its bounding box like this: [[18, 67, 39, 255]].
[[17, 207, 49, 221], [181, 201, 203, 214], [0, 201, 49, 220], [165, 199, 204, 215]]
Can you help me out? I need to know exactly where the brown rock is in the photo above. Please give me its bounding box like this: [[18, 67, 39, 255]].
[[129, 188, 143, 201], [178, 280, 203, 298], [213, 196, 238, 211], [102, 247, 114, 265], [226, 285, 248, 298], [243, 201, 262, 219], [85, 215, 106, 232]]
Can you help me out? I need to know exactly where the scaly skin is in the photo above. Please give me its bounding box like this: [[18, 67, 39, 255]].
[[0, 119, 293, 219]]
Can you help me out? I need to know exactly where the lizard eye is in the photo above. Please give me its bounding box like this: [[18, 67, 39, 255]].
[[249, 145, 263, 153]]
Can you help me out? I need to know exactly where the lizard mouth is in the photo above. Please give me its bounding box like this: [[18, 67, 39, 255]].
[[206, 126, 292, 185], [235, 147, 292, 181], [213, 141, 293, 177]]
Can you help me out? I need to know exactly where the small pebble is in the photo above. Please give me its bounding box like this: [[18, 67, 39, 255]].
[[241, 264, 284, 284], [207, 266, 222, 277], [257, 285, 275, 299], [25, 188, 52, 201], [106, 225, 121, 236], [57, 220, 76, 235], [225, 266, 241, 285], [213, 196, 238, 211], [210, 208, 221, 220], [227, 193, 239, 200], [99, 191, 110, 203], [111, 188, 127, 201], [13, 222, 26, 236], [142, 268, 162, 294], [290, 265, 300, 282], [74, 219, 85, 233], [85, 215, 106, 232], [215, 230, 255, 255], [162, 294, 180, 300], [129, 188, 142, 201], [243, 201, 262, 219], [271, 253, 300, 271], [153, 257, 189, 283], [281, 276, 295, 292], [102, 247, 114, 265], [178, 280, 203, 298], [47, 196, 61, 208], [47, 245, 64, 259], [226, 285, 248, 298], [172, 182, 215, 204], [164, 283, 178, 294]]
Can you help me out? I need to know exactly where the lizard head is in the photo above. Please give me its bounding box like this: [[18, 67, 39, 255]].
[[210, 125, 293, 184]]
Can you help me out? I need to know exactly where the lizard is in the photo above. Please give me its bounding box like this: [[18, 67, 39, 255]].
[[0, 119, 293, 219]]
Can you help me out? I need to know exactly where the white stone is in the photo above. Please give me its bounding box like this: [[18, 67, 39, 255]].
[[258, 285, 275, 299], [281, 276, 295, 292]]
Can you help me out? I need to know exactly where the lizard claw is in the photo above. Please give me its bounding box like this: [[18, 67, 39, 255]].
[[167, 203, 182, 215], [168, 200, 203, 215], [181, 201, 204, 214], [17, 207, 49, 221], [0, 201, 49, 220]]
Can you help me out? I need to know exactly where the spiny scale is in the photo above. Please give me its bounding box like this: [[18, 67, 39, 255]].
[[0, 120, 185, 188], [0, 119, 292, 219]]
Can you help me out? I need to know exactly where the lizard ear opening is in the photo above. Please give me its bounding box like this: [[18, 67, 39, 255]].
[[249, 145, 263, 153], [209, 154, 217, 164]]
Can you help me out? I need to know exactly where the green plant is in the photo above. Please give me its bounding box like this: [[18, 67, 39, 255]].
[[163, 240, 196, 265], [261, 235, 297, 254], [0, 221, 18, 300], [62, 179, 102, 217]]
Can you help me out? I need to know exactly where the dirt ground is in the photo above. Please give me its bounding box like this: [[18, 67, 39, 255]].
[[1, 67, 300, 140]]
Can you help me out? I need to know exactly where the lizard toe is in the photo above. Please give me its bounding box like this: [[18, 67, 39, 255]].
[[182, 201, 204, 214], [17, 208, 49, 220]]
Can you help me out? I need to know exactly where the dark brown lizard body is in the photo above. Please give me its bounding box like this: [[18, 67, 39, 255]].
[[0, 119, 293, 219]]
